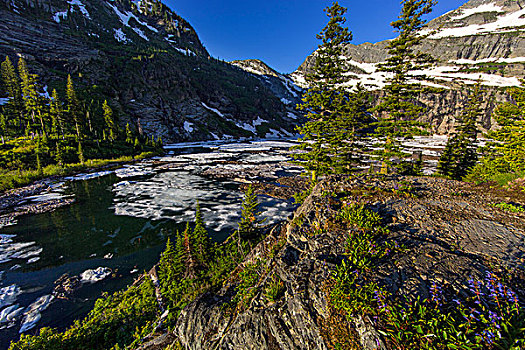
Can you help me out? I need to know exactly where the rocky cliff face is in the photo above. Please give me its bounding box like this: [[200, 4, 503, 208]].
[[292, 0, 525, 133], [0, 0, 296, 142]]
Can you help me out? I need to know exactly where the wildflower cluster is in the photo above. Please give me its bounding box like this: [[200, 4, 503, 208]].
[[391, 181, 416, 198]]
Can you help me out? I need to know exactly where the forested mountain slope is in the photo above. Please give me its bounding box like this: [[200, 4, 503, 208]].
[[0, 0, 296, 142]]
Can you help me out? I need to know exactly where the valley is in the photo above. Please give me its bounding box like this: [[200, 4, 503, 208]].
[[0, 0, 524, 348]]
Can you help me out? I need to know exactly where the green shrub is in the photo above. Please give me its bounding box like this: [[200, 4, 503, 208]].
[[233, 260, 262, 308], [492, 202, 525, 213], [264, 274, 285, 303], [11, 279, 158, 350]]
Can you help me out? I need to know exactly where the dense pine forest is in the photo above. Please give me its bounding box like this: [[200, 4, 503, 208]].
[[0, 55, 162, 191]]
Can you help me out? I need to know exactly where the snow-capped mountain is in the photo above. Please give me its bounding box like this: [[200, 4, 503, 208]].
[[292, 0, 525, 133], [230, 59, 304, 120], [0, 0, 295, 141]]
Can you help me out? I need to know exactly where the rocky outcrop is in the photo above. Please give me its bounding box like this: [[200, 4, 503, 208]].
[[377, 85, 510, 134], [142, 174, 525, 349]]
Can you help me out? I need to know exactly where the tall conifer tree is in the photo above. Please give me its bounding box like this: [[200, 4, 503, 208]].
[[237, 185, 264, 240], [66, 75, 83, 140], [293, 2, 369, 180], [372, 0, 436, 172], [1, 56, 24, 131], [174, 230, 186, 278], [158, 237, 177, 284], [18, 58, 39, 124], [473, 81, 525, 176], [192, 201, 211, 267], [438, 80, 482, 179], [50, 89, 64, 138], [102, 100, 117, 141]]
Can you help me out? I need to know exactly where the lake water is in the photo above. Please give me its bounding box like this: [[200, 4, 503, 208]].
[[0, 139, 300, 348]]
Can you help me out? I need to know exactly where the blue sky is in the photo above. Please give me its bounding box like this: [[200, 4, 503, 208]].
[[165, 0, 468, 73]]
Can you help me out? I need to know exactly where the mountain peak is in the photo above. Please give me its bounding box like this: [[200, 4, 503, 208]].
[[230, 59, 281, 77]]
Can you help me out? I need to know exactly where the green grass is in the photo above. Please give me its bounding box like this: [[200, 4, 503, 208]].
[[492, 202, 525, 213], [328, 192, 525, 350], [0, 151, 158, 193], [489, 171, 525, 188]]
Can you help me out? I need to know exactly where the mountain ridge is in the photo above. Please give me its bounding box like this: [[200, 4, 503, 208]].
[[0, 0, 297, 142]]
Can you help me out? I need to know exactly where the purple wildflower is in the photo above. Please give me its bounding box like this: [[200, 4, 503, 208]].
[[374, 290, 389, 313], [430, 281, 444, 307]]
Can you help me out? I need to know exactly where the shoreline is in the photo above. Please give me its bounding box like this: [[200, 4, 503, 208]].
[[0, 156, 154, 229]]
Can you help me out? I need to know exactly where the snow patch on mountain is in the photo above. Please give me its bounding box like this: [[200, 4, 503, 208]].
[[201, 102, 224, 117], [53, 0, 90, 22], [113, 28, 127, 42], [174, 47, 195, 56], [69, 0, 90, 18], [236, 117, 267, 134], [108, 2, 158, 34], [132, 27, 148, 41], [348, 59, 377, 73], [184, 121, 194, 133], [322, 62, 521, 91], [53, 11, 67, 23], [450, 3, 503, 20], [423, 7, 525, 38], [452, 57, 525, 65]]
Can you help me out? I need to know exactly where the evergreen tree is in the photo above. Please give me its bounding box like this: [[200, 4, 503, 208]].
[[293, 2, 370, 180], [237, 185, 264, 240], [438, 80, 482, 179], [66, 75, 83, 140], [1, 56, 23, 132], [50, 89, 64, 138], [158, 237, 177, 284], [36, 136, 43, 175], [77, 141, 85, 164], [102, 100, 117, 141], [0, 112, 6, 143], [182, 222, 197, 279], [18, 58, 43, 134], [472, 82, 525, 177], [55, 141, 64, 167], [192, 201, 212, 267], [372, 0, 436, 172], [125, 123, 133, 143], [174, 230, 186, 277]]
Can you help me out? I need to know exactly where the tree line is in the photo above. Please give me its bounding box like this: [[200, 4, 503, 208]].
[[0, 56, 162, 173]]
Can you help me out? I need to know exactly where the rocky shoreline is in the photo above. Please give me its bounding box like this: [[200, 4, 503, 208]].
[[0, 181, 75, 229], [0, 161, 136, 229]]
